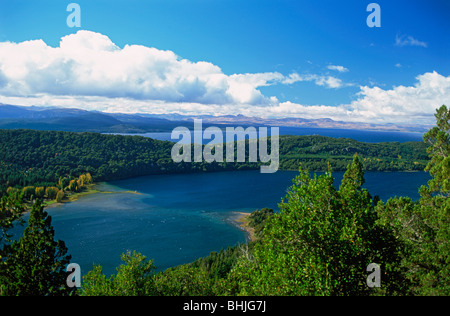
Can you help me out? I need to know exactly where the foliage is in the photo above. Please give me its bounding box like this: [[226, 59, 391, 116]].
[[422, 105, 450, 194], [0, 129, 428, 195], [56, 190, 65, 203], [81, 251, 156, 296], [154, 264, 214, 296], [45, 186, 59, 200], [246, 208, 274, 237], [0, 195, 24, 245], [0, 200, 73, 296], [375, 105, 450, 295], [35, 186, 45, 199], [228, 156, 406, 295], [278, 135, 428, 172]]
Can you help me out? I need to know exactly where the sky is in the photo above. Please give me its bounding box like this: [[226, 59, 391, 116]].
[[0, 0, 449, 125]]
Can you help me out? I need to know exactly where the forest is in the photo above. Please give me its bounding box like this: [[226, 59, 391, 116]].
[[0, 105, 447, 296], [0, 128, 428, 195]]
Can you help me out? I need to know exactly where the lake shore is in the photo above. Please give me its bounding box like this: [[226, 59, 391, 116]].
[[43, 184, 101, 209], [228, 211, 256, 242], [43, 183, 144, 210]]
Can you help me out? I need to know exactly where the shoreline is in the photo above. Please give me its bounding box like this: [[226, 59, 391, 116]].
[[42, 184, 101, 210], [228, 211, 256, 242], [43, 183, 143, 210]]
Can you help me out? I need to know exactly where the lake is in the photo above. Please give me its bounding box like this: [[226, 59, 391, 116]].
[[38, 169, 430, 276], [108, 126, 424, 144]]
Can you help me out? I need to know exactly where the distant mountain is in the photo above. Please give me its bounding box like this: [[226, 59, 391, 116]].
[[0, 103, 430, 133], [0, 104, 193, 133], [147, 113, 430, 133]]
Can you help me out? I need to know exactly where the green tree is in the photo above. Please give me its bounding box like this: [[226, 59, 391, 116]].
[[422, 105, 450, 194], [230, 156, 403, 296], [154, 264, 214, 296], [56, 190, 65, 203], [0, 196, 25, 296], [58, 177, 69, 190], [67, 179, 78, 192], [376, 105, 449, 295], [35, 186, 45, 199], [84, 173, 93, 184], [247, 208, 274, 238], [0, 195, 24, 245], [6, 187, 22, 202], [81, 251, 156, 296], [21, 186, 35, 200], [0, 200, 73, 296], [45, 186, 59, 200]]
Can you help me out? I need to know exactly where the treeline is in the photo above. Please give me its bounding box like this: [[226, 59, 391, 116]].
[[0, 129, 428, 195], [6, 173, 93, 205], [278, 135, 428, 172], [0, 129, 258, 195]]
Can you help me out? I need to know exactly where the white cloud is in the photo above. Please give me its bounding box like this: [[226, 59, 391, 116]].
[[0, 31, 237, 104], [259, 71, 449, 124], [395, 34, 428, 48], [0, 31, 350, 109], [348, 71, 450, 123], [1, 71, 447, 125], [190, 71, 449, 124], [327, 65, 349, 73], [314, 76, 346, 89], [281, 72, 348, 89], [0, 31, 447, 125]]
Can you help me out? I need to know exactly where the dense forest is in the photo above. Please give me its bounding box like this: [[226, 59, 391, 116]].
[[277, 135, 427, 171], [0, 105, 447, 296], [0, 128, 428, 195]]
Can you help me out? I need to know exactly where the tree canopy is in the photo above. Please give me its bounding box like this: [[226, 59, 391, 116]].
[[0, 200, 74, 295]]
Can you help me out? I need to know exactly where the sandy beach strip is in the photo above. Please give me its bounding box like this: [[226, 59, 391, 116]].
[[229, 211, 256, 242]]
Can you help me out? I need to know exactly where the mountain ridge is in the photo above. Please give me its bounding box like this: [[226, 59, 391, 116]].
[[0, 103, 430, 133]]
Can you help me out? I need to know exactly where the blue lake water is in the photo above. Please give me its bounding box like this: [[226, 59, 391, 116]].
[[29, 169, 430, 276], [110, 126, 424, 144]]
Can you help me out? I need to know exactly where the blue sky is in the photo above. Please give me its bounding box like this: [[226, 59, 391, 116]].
[[0, 0, 449, 125]]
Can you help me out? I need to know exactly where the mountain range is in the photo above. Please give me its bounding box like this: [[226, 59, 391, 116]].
[[0, 104, 430, 133]]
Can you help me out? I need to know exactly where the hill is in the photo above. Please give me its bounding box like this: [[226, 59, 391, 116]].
[[0, 104, 430, 133], [0, 104, 192, 133], [0, 129, 428, 194]]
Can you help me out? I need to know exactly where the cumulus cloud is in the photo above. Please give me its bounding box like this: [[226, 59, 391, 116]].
[[265, 71, 450, 124], [0, 30, 339, 108], [348, 71, 450, 122], [0, 31, 351, 105], [0, 31, 237, 104], [0, 31, 447, 125]]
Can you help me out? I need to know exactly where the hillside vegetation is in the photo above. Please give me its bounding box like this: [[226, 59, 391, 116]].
[[0, 129, 428, 194], [0, 105, 448, 296]]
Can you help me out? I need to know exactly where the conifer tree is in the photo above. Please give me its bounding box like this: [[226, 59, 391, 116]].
[[0, 199, 74, 296]]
